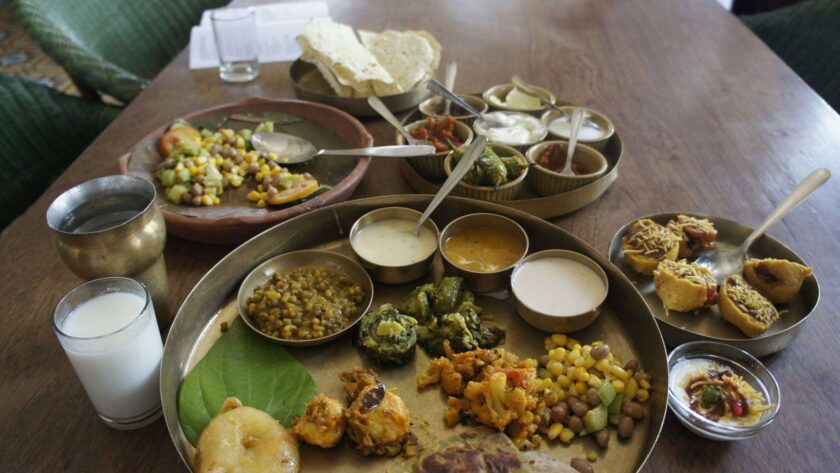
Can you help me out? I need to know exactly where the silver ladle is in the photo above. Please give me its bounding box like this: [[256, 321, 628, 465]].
[[695, 168, 831, 282], [561, 107, 584, 176], [251, 131, 435, 164], [426, 79, 515, 127], [367, 96, 433, 147], [511, 74, 600, 130]]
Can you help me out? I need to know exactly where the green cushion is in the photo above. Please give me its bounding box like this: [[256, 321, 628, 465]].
[[742, 0, 840, 111], [14, 0, 229, 103], [0, 73, 121, 229]]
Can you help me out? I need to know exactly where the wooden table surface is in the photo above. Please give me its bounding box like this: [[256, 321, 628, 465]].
[[2, 0, 839, 471]]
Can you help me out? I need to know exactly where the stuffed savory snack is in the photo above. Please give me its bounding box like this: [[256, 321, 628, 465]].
[[719, 275, 779, 337], [292, 394, 347, 448], [667, 215, 718, 258], [621, 219, 680, 275], [653, 259, 718, 312], [743, 258, 813, 303], [356, 304, 418, 366]]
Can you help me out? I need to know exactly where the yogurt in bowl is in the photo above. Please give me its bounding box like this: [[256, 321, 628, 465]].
[[511, 249, 609, 332], [474, 112, 547, 148]]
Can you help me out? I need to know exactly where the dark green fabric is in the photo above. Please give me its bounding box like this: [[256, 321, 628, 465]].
[[742, 0, 840, 111], [14, 0, 229, 103], [0, 73, 121, 229]]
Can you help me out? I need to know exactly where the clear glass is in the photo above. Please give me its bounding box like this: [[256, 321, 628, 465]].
[[211, 8, 260, 83], [54, 277, 163, 430], [667, 341, 781, 441]]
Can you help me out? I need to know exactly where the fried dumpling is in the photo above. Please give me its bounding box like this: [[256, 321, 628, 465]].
[[667, 215, 718, 258], [743, 258, 813, 303], [719, 275, 779, 337], [340, 368, 413, 457], [195, 397, 299, 473], [653, 259, 718, 312], [292, 394, 347, 448], [621, 219, 680, 275]]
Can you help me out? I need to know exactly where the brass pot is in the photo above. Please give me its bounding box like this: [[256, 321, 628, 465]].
[[46, 175, 171, 327]]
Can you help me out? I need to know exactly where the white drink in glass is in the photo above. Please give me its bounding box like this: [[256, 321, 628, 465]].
[[54, 277, 163, 430]]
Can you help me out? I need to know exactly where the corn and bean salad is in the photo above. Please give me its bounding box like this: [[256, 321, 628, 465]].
[[155, 120, 321, 207]]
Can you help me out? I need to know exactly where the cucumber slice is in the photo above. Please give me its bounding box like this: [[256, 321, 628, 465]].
[[584, 404, 608, 433], [598, 380, 617, 407]]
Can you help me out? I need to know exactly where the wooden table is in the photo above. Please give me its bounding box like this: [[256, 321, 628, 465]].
[[2, 0, 839, 471]]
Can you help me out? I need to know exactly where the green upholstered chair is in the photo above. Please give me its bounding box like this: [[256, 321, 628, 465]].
[[742, 0, 840, 111], [14, 0, 229, 103], [0, 73, 121, 229]]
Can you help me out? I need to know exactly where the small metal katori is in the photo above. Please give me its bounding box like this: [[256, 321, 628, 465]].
[[607, 211, 820, 356], [160, 195, 668, 473]]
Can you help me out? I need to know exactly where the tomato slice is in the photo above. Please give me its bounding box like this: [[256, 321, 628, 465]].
[[159, 126, 201, 156], [266, 179, 320, 206]]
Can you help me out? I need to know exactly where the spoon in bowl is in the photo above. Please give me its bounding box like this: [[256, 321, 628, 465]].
[[367, 96, 434, 147], [251, 131, 435, 164], [443, 60, 458, 115], [695, 168, 831, 282], [560, 108, 584, 176], [510, 75, 600, 130], [426, 79, 515, 127], [412, 135, 488, 235]]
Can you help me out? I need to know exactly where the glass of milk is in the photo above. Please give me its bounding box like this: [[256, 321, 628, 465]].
[[53, 277, 163, 430]]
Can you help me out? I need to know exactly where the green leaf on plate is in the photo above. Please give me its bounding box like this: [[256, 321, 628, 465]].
[[178, 319, 316, 445]]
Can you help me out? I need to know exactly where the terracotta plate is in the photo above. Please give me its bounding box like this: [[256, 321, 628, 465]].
[[119, 97, 372, 245], [607, 212, 819, 356]]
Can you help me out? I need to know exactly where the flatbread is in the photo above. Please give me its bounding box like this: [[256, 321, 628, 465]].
[[358, 30, 441, 92]]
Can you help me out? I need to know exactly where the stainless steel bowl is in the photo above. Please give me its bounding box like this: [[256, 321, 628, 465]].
[[667, 341, 781, 440], [418, 94, 489, 125], [236, 249, 374, 347], [439, 213, 528, 293], [511, 249, 609, 332], [349, 207, 439, 284]]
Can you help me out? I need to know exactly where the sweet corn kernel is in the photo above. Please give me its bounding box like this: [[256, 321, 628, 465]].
[[256, 199, 266, 208], [572, 343, 582, 352], [584, 357, 596, 369], [548, 361, 565, 377], [556, 374, 571, 389], [201, 195, 212, 206], [611, 379, 625, 393], [548, 422, 563, 440], [188, 166, 198, 175], [609, 366, 630, 381], [586, 451, 597, 463], [270, 167, 282, 176], [595, 359, 611, 373], [588, 376, 603, 388], [567, 350, 581, 363], [555, 388, 566, 401], [575, 381, 588, 396], [551, 347, 566, 361], [640, 379, 651, 390], [637, 389, 649, 402], [559, 428, 575, 444], [551, 334, 568, 346], [573, 357, 586, 367], [574, 367, 589, 382], [267, 152, 278, 161], [257, 184, 264, 192], [213, 196, 220, 205], [236, 136, 245, 148], [625, 378, 638, 401], [566, 366, 576, 379], [565, 338, 579, 350]]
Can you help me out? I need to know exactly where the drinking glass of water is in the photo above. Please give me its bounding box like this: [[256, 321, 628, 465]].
[[211, 8, 260, 83], [53, 277, 163, 430]]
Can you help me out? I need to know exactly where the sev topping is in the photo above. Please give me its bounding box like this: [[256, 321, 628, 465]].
[[658, 259, 717, 288], [622, 219, 680, 258], [724, 275, 777, 324], [667, 215, 717, 238]]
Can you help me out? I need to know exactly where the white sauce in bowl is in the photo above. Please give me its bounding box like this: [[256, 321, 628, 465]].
[[548, 115, 608, 141], [475, 112, 546, 145], [352, 218, 437, 267], [512, 257, 606, 316]]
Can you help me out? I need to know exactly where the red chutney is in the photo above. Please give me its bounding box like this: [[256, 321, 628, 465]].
[[536, 144, 587, 175], [410, 116, 464, 153]]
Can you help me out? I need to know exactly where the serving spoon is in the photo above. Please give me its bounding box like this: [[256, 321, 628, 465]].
[[560, 108, 584, 176], [251, 131, 435, 164], [426, 79, 515, 127], [412, 135, 488, 234], [367, 96, 433, 147], [443, 60, 458, 115], [511, 75, 600, 130], [695, 168, 831, 282]]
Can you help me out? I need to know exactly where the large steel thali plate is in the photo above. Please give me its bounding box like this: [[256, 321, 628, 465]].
[[607, 211, 819, 357], [161, 195, 668, 472]]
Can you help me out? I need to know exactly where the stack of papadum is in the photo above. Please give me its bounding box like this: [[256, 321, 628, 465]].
[[297, 19, 441, 98]]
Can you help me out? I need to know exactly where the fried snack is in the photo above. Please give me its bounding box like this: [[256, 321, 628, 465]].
[[743, 258, 813, 303], [621, 219, 680, 275], [340, 368, 414, 457], [653, 259, 718, 312], [667, 215, 718, 258], [195, 397, 299, 473], [292, 394, 346, 448], [719, 275, 779, 337]]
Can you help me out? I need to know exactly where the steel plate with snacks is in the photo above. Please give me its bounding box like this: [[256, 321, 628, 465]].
[[161, 195, 667, 473], [399, 104, 622, 219], [607, 212, 819, 356], [120, 96, 372, 244]]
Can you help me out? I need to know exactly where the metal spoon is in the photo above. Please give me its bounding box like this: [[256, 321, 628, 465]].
[[426, 79, 514, 127], [413, 135, 488, 234], [251, 131, 435, 164], [561, 108, 584, 176], [511, 75, 600, 129], [443, 60, 458, 115], [367, 96, 433, 147], [695, 168, 831, 282]]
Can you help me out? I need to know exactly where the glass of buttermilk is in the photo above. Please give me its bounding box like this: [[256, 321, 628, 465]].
[[53, 277, 163, 430]]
